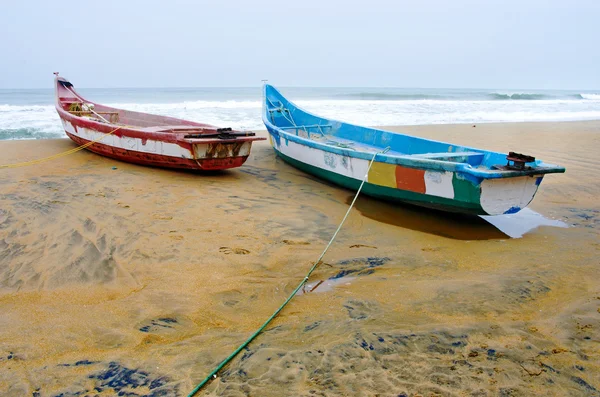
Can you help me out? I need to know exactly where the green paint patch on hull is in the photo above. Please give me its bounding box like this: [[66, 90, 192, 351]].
[[452, 173, 482, 203], [274, 148, 486, 215]]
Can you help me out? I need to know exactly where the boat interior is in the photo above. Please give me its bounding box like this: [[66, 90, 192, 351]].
[[56, 79, 218, 134]]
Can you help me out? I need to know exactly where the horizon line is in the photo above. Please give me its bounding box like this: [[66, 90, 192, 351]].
[[1, 85, 600, 91]]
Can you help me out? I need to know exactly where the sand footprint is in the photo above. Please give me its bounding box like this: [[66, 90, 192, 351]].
[[138, 317, 178, 333], [219, 247, 250, 255], [349, 244, 377, 249], [282, 239, 310, 245], [152, 214, 173, 220], [421, 246, 443, 252]]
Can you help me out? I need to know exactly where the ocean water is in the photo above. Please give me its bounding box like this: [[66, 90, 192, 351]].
[[1, 86, 599, 140]]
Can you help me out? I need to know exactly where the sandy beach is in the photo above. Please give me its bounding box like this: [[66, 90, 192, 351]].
[[0, 121, 598, 396]]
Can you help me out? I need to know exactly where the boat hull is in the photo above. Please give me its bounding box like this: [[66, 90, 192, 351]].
[[59, 116, 253, 171], [268, 129, 543, 216], [66, 132, 248, 170]]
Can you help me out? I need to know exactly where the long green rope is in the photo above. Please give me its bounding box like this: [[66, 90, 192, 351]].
[[187, 146, 390, 397]]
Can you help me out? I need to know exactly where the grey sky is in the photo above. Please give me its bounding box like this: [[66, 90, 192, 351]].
[[1, 0, 598, 89]]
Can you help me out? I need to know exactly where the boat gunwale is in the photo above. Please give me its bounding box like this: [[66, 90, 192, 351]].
[[262, 84, 566, 179]]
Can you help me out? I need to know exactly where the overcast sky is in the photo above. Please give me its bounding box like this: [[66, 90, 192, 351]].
[[0, 0, 598, 89]]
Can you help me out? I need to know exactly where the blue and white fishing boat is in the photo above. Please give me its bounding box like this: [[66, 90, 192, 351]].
[[262, 84, 565, 216]]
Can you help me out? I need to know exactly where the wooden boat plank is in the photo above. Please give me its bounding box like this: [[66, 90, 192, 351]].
[[412, 151, 484, 159]]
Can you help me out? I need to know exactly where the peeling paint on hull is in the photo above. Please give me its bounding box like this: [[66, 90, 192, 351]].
[[66, 132, 248, 170], [269, 131, 545, 216], [271, 138, 489, 215]]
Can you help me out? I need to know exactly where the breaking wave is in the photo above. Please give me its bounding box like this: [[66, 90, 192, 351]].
[[488, 93, 550, 100], [581, 93, 600, 100], [335, 93, 449, 100], [333, 91, 600, 101], [0, 127, 63, 140]]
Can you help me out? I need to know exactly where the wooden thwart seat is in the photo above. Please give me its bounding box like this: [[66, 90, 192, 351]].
[[279, 124, 332, 130], [68, 111, 120, 115], [280, 124, 333, 138], [142, 125, 212, 133], [412, 151, 483, 159]]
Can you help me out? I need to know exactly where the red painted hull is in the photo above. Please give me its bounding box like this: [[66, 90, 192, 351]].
[[65, 132, 248, 170]]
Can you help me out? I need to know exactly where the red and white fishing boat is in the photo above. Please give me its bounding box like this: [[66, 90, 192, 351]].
[[54, 74, 265, 170]]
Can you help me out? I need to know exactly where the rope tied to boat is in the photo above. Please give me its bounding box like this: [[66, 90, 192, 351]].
[[266, 97, 306, 132], [188, 146, 391, 396], [0, 127, 122, 169]]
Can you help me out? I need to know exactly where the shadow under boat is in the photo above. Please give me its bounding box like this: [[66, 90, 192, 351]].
[[346, 194, 568, 240], [346, 194, 508, 240]]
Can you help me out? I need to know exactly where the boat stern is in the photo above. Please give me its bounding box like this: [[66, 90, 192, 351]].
[[478, 174, 544, 215], [191, 140, 254, 170]]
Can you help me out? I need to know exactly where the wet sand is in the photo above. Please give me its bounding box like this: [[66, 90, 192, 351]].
[[0, 121, 598, 396]]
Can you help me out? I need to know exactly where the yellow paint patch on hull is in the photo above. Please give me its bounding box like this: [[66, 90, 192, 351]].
[[368, 161, 397, 188]]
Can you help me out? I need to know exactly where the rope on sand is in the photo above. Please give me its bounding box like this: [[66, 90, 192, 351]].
[[187, 146, 390, 396], [0, 126, 121, 169]]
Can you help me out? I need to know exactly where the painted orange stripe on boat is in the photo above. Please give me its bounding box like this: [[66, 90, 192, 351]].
[[395, 166, 426, 193]]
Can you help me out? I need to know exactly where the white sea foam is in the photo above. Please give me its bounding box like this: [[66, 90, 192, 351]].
[[110, 100, 262, 110], [1, 93, 600, 140], [581, 93, 600, 100]]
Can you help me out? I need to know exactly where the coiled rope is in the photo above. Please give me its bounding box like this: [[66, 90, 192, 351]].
[[188, 146, 390, 396], [0, 126, 122, 169]]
